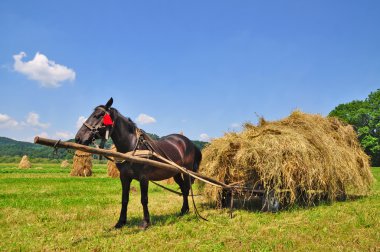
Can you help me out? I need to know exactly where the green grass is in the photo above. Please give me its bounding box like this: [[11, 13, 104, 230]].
[[0, 164, 379, 251]]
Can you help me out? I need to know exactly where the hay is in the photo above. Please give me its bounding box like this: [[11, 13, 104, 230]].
[[18, 155, 31, 168], [166, 177, 175, 184], [201, 111, 373, 207], [60, 160, 70, 168], [107, 145, 120, 178], [107, 160, 120, 178], [70, 150, 92, 177]]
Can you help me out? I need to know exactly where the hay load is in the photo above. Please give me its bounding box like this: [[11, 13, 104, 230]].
[[60, 160, 70, 168], [107, 146, 120, 178], [70, 150, 92, 177], [201, 111, 373, 207], [18, 155, 31, 168]]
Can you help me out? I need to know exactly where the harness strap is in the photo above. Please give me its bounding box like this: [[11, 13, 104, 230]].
[[188, 174, 208, 221], [150, 181, 183, 196]]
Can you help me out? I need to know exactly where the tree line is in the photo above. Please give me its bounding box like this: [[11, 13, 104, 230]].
[[329, 89, 380, 166]]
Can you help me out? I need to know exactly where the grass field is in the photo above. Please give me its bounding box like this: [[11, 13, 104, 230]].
[[0, 163, 379, 251]]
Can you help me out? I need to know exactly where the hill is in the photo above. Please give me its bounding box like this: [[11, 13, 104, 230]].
[[0, 137, 70, 160]]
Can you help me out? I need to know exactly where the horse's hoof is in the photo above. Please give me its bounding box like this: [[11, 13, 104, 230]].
[[139, 221, 150, 230], [179, 208, 189, 216], [114, 221, 126, 229]]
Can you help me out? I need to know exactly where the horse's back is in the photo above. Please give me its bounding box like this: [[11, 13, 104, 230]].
[[118, 134, 201, 181], [156, 134, 201, 169]]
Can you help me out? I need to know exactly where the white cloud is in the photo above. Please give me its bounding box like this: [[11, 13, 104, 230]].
[[0, 112, 51, 130], [13, 52, 76, 87], [76, 116, 87, 129], [136, 113, 156, 125], [0, 113, 19, 129], [37, 132, 49, 138], [199, 133, 211, 142], [26, 112, 50, 129], [55, 131, 74, 140]]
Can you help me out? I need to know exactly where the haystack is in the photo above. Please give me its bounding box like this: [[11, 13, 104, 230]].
[[107, 145, 120, 178], [107, 160, 119, 178], [166, 177, 175, 184], [60, 160, 70, 168], [18, 155, 31, 168], [201, 111, 373, 207], [70, 150, 92, 177]]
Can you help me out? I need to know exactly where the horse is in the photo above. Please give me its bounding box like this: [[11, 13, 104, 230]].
[[75, 98, 202, 229]]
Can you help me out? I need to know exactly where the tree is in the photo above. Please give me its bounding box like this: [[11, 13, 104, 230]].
[[329, 89, 380, 165]]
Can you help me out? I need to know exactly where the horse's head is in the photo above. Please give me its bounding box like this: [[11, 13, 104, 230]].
[[75, 97, 114, 145]]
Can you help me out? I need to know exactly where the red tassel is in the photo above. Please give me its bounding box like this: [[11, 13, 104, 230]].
[[103, 113, 113, 126]]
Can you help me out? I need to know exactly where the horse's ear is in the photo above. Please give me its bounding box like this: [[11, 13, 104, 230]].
[[105, 97, 113, 109]]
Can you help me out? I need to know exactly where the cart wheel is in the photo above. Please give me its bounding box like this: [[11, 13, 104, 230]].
[[261, 190, 279, 213]]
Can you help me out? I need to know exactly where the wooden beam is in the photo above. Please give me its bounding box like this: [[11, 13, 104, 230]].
[[34, 137, 179, 173]]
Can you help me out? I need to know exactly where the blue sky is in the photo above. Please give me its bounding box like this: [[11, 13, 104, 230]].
[[0, 1, 379, 142]]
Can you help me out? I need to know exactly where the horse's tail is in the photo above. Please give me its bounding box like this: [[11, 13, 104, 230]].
[[194, 146, 202, 172], [191, 146, 202, 184]]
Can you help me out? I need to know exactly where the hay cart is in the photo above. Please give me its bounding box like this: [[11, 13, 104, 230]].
[[34, 137, 280, 213]]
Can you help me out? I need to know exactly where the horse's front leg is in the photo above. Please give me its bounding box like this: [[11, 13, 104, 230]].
[[139, 177, 150, 229], [115, 175, 132, 229]]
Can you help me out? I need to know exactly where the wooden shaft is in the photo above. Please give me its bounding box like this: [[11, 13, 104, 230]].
[[34, 137, 179, 173]]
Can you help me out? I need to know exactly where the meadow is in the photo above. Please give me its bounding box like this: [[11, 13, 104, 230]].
[[0, 163, 379, 251]]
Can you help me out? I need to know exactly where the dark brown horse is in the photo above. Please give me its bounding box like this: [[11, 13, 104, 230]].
[[75, 98, 202, 229]]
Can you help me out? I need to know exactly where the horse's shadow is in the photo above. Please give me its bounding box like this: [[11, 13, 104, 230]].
[[100, 212, 199, 236]]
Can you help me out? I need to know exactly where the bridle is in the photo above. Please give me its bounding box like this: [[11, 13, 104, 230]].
[[81, 106, 158, 158], [83, 106, 114, 148]]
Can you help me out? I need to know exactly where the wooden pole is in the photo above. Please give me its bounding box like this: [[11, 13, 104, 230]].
[[34, 136, 180, 173]]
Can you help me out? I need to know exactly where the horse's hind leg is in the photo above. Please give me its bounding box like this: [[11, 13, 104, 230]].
[[174, 173, 190, 215], [115, 175, 132, 229], [139, 177, 150, 229]]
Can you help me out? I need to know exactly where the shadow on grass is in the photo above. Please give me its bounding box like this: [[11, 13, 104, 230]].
[[282, 194, 366, 213], [199, 194, 367, 214], [69, 213, 189, 246], [200, 196, 263, 213], [96, 212, 199, 236]]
